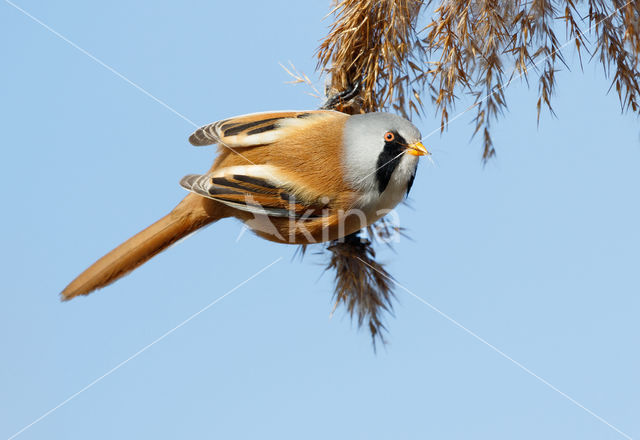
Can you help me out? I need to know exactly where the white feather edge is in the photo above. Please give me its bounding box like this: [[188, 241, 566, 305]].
[[222, 131, 282, 147], [209, 164, 283, 182]]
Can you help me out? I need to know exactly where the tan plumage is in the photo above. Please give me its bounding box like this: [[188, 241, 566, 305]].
[[61, 110, 427, 300]]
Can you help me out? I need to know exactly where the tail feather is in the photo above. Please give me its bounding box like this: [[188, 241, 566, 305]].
[[61, 194, 220, 300]]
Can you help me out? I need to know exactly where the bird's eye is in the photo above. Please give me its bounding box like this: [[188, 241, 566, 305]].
[[384, 132, 395, 142]]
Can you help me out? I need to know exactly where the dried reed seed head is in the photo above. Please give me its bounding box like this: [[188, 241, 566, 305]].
[[319, 0, 640, 159], [327, 234, 395, 347], [318, 0, 425, 116]]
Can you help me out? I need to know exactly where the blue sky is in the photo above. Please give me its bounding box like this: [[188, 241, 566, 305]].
[[1, 1, 639, 439]]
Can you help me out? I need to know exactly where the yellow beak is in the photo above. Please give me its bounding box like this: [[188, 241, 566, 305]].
[[406, 141, 429, 157]]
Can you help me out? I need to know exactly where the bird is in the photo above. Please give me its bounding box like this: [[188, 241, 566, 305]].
[[61, 110, 429, 300]]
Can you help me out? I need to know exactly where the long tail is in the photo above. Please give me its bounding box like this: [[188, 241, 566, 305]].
[[61, 194, 221, 300]]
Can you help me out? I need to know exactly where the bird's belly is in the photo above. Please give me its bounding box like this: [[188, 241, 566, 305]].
[[239, 179, 408, 245]]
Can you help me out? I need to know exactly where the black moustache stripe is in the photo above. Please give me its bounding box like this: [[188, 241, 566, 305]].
[[375, 132, 407, 194]]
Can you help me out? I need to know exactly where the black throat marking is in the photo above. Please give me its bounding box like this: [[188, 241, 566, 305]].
[[375, 132, 406, 194], [406, 171, 416, 197]]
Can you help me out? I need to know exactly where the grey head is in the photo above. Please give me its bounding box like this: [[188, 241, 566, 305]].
[[342, 112, 425, 194]]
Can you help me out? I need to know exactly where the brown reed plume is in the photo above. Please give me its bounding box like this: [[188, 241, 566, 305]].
[[319, 0, 640, 160], [315, 0, 640, 345], [318, 0, 425, 116]]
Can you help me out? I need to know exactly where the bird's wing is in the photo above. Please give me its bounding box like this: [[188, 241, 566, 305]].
[[180, 167, 329, 218], [188, 110, 341, 147]]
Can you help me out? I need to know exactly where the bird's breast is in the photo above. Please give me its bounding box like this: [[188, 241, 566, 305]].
[[355, 159, 416, 224]]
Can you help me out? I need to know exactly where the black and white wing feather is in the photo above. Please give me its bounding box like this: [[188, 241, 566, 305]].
[[180, 169, 328, 219]]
